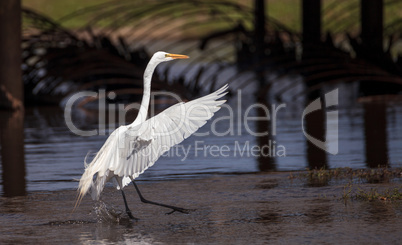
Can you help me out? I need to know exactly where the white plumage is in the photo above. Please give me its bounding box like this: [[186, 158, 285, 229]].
[[76, 51, 228, 208]]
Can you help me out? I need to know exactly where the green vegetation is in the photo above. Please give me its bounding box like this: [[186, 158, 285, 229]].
[[289, 167, 402, 187], [355, 187, 402, 201], [342, 183, 402, 203], [266, 0, 301, 32], [289, 167, 402, 203], [22, 0, 402, 33], [22, 0, 110, 28]]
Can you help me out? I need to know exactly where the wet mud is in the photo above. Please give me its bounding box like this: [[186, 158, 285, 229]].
[[1, 172, 401, 244]]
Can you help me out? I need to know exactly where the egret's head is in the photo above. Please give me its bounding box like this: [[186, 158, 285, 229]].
[[153, 51, 189, 63]]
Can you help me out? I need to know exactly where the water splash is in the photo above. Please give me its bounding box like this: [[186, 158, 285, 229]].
[[93, 200, 128, 224]]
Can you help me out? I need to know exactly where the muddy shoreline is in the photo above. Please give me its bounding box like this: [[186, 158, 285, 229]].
[[1, 172, 401, 244]]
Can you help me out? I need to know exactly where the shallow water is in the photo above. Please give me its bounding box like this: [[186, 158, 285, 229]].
[[1, 83, 402, 194], [1, 173, 401, 244], [1, 76, 402, 243]]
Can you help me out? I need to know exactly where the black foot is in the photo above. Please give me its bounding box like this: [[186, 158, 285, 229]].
[[165, 208, 196, 215], [126, 210, 139, 220], [131, 180, 195, 215]]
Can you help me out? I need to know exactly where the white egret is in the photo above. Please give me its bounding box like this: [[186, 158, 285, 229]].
[[76, 51, 228, 219]]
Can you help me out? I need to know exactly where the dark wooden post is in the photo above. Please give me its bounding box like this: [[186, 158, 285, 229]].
[[254, 0, 266, 56], [361, 0, 383, 53], [0, 0, 23, 110], [253, 0, 266, 87], [0, 110, 26, 197], [256, 97, 276, 172], [302, 0, 326, 169], [302, 0, 321, 45], [305, 107, 328, 171], [0, 0, 25, 197], [363, 103, 388, 168]]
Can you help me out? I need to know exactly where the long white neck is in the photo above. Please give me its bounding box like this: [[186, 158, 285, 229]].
[[131, 57, 159, 126]]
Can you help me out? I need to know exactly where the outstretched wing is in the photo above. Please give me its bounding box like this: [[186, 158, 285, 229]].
[[111, 84, 228, 186]]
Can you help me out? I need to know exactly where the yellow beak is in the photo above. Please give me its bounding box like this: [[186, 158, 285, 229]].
[[166, 53, 189, 59]]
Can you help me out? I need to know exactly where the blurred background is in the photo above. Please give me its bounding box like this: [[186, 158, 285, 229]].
[[1, 0, 402, 197]]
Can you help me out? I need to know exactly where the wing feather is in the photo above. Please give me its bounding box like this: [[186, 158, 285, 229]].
[[113, 84, 228, 186], [85, 84, 228, 198]]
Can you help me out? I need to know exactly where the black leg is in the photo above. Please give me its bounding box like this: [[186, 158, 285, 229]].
[[132, 180, 195, 214], [120, 190, 138, 220]]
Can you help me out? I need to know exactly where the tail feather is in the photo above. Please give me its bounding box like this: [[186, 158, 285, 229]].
[[74, 147, 113, 210], [73, 163, 97, 211]]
